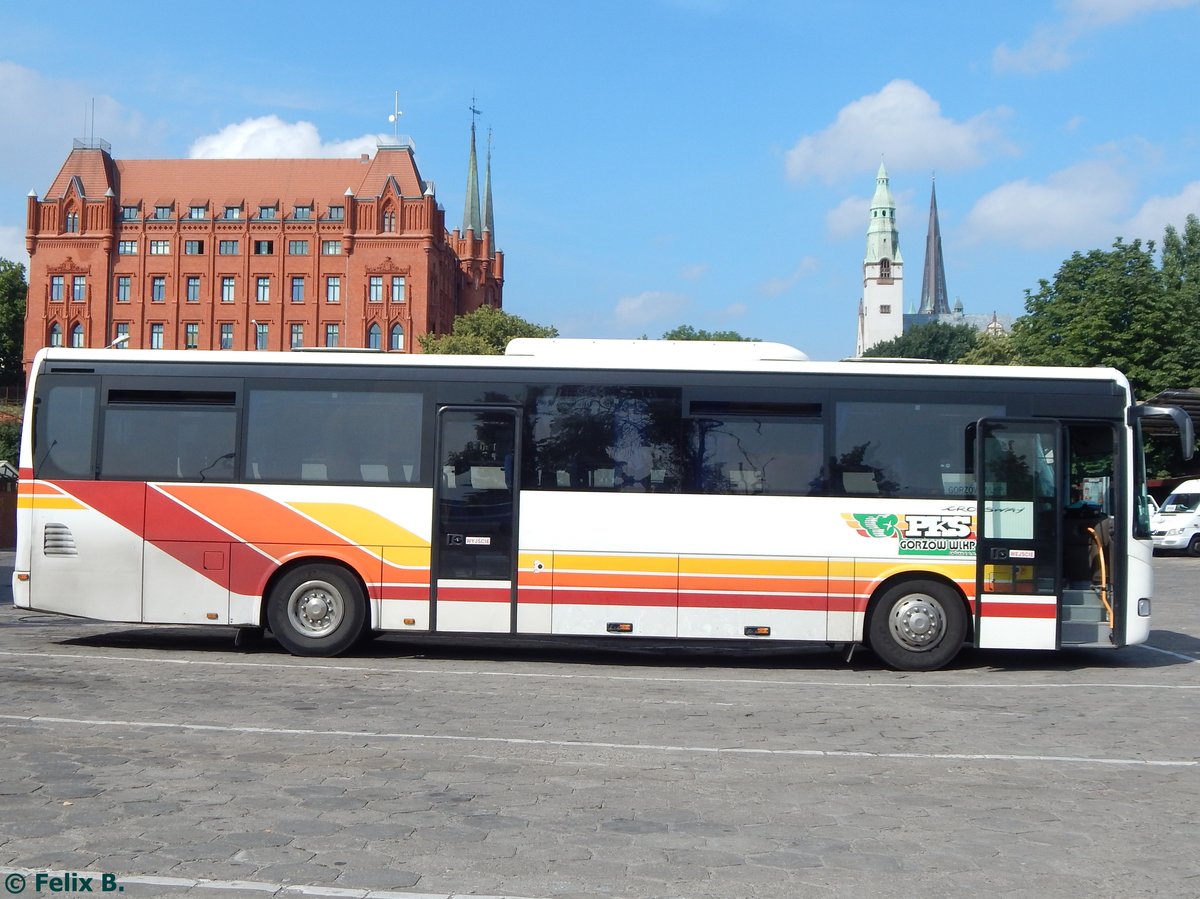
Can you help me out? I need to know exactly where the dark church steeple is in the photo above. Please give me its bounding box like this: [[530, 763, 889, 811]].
[[918, 179, 950, 315]]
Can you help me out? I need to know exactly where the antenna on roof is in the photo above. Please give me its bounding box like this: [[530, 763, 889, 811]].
[[388, 91, 402, 142]]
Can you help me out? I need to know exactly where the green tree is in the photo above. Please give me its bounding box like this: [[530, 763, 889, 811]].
[[0, 258, 27, 380], [862, 321, 981, 363], [957, 331, 1021, 366], [418, 305, 558, 355], [1009, 238, 1183, 396], [660, 324, 756, 341]]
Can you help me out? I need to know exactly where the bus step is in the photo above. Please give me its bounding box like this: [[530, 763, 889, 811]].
[[1061, 620, 1112, 646]]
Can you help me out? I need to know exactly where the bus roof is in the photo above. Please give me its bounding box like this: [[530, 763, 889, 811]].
[[31, 342, 1131, 388]]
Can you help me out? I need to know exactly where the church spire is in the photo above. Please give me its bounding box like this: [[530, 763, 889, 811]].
[[864, 161, 902, 265], [918, 178, 950, 315], [482, 129, 495, 255], [462, 106, 482, 235]]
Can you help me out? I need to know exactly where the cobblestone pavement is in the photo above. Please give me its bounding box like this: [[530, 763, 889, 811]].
[[1, 553, 1198, 898]]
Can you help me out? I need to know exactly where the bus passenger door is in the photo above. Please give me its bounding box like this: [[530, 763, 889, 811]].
[[431, 407, 519, 633], [975, 419, 1062, 650]]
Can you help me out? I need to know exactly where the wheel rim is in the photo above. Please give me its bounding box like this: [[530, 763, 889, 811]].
[[286, 579, 345, 638], [887, 592, 947, 652]]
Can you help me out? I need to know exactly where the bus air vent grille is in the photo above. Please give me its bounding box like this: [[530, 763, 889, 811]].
[[43, 523, 78, 557]]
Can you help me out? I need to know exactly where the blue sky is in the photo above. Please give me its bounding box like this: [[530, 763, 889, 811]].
[[2, 0, 1199, 360]]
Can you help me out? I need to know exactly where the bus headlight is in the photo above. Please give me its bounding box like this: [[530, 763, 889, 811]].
[[1138, 598, 1151, 617]]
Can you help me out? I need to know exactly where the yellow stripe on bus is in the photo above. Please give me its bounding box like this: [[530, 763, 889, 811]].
[[290, 502, 430, 550], [17, 496, 85, 510]]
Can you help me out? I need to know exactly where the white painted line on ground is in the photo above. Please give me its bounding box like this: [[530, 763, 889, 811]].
[[1136, 642, 1200, 663], [0, 868, 519, 899], [0, 712, 1194, 769], [0, 648, 1197, 691]]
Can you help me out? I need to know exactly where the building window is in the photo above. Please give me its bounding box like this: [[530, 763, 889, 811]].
[[219, 323, 234, 349], [154, 206, 172, 220], [150, 323, 164, 349], [390, 323, 404, 352], [368, 276, 383, 302], [326, 276, 340, 304], [223, 206, 241, 220], [293, 205, 312, 220], [150, 240, 170, 255], [327, 205, 344, 221], [116, 275, 131, 302], [49, 323, 62, 346], [218, 240, 239, 255], [324, 323, 339, 347], [321, 240, 341, 256], [880, 259, 892, 279], [382, 210, 396, 233], [113, 323, 129, 347], [258, 205, 276, 220], [290, 323, 304, 348], [186, 276, 201, 303], [118, 240, 137, 255], [391, 276, 405, 303], [151, 277, 166, 302], [221, 276, 235, 303], [254, 240, 274, 255], [290, 277, 304, 303], [70, 324, 84, 347], [288, 240, 308, 256], [50, 276, 64, 301], [184, 240, 205, 255], [121, 206, 139, 221], [185, 323, 200, 349], [65, 211, 79, 233], [72, 276, 86, 301], [189, 205, 206, 220], [368, 323, 381, 349], [880, 304, 891, 314], [255, 322, 269, 350], [256, 277, 270, 303]]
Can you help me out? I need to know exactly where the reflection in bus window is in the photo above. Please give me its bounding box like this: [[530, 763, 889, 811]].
[[835, 401, 1003, 497], [246, 386, 423, 485]]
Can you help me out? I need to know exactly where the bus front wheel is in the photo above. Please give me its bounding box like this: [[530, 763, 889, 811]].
[[868, 580, 966, 671], [267, 564, 367, 657]]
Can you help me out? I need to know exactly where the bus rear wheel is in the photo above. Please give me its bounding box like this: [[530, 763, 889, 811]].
[[868, 580, 966, 671], [267, 564, 367, 657]]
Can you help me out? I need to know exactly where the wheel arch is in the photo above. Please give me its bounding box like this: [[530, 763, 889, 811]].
[[259, 555, 375, 632], [863, 570, 975, 645]]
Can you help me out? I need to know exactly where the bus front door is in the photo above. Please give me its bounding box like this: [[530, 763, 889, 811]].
[[431, 407, 519, 634], [975, 419, 1062, 650]]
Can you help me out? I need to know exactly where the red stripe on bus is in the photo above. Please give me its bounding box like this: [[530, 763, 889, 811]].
[[979, 602, 1058, 619], [435, 585, 512, 603], [679, 592, 827, 612], [549, 589, 677, 607]]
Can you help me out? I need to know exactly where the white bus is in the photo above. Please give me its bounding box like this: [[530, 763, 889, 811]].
[[13, 340, 1193, 670]]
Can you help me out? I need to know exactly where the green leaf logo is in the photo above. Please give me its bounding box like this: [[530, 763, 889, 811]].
[[853, 513, 899, 538]]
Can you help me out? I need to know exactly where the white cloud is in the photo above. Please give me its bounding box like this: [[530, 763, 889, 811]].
[[994, 0, 1200, 74], [962, 160, 1133, 249], [0, 62, 158, 189], [0, 227, 28, 267], [189, 116, 385, 159], [679, 262, 709, 282], [785, 81, 1012, 184], [614, 290, 689, 326], [1122, 181, 1200, 241]]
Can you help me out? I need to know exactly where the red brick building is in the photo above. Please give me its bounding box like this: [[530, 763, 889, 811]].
[[23, 129, 502, 369]]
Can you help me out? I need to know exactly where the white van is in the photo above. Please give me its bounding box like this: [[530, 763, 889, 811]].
[[1151, 479, 1200, 554]]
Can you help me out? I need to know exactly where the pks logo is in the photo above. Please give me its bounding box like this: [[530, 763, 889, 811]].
[[843, 513, 976, 556]]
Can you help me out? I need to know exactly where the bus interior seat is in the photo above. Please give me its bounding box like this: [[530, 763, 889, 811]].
[[842, 471, 879, 494], [360, 463, 389, 482], [470, 466, 507, 489], [301, 462, 328, 481]]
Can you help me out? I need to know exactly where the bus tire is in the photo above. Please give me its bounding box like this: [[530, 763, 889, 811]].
[[1188, 535, 1200, 557], [267, 564, 367, 657], [868, 579, 967, 671]]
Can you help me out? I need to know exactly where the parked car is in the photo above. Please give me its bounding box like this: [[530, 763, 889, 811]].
[[1151, 479, 1200, 555]]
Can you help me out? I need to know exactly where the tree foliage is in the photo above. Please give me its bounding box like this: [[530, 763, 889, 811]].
[[660, 324, 756, 341], [862, 321, 981, 363], [957, 331, 1020, 366], [418, 305, 558, 355], [0, 258, 27, 380]]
